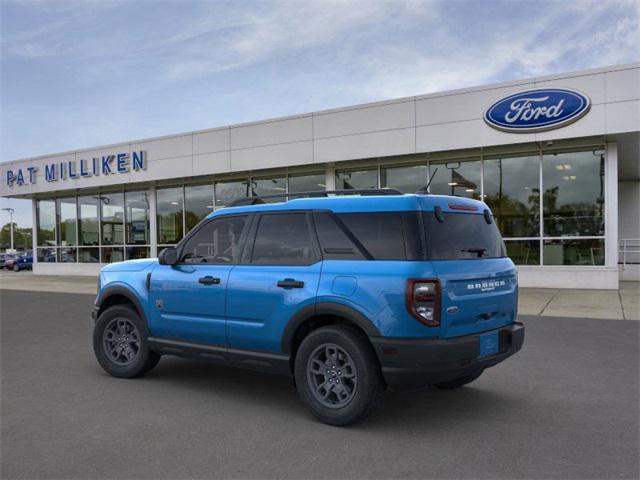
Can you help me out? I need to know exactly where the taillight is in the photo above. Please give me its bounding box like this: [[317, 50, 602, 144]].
[[406, 279, 440, 327]]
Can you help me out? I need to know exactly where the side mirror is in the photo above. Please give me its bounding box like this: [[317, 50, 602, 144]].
[[158, 247, 178, 266]]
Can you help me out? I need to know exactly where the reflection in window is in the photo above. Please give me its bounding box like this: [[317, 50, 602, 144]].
[[483, 155, 540, 237], [182, 216, 247, 264], [215, 181, 248, 208], [336, 170, 378, 190], [125, 191, 150, 245], [37, 247, 57, 263], [102, 247, 124, 263], [381, 164, 428, 193], [100, 193, 124, 245], [288, 173, 325, 193], [37, 200, 56, 246], [429, 160, 481, 199], [126, 246, 150, 260], [505, 240, 540, 265], [185, 184, 213, 232], [251, 213, 314, 265], [78, 196, 100, 246], [542, 150, 605, 237], [78, 247, 100, 263], [56, 198, 77, 246], [157, 187, 183, 244], [58, 247, 77, 263], [251, 177, 286, 202], [543, 239, 604, 265]]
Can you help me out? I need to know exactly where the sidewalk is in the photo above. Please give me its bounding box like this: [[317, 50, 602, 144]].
[[1, 271, 638, 320]]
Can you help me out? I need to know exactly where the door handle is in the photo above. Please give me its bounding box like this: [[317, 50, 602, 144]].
[[277, 279, 305, 288], [198, 276, 221, 285]]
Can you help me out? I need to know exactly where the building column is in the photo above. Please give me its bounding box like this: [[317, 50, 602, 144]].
[[605, 142, 619, 274], [31, 198, 37, 267], [325, 164, 336, 191], [149, 186, 158, 257]]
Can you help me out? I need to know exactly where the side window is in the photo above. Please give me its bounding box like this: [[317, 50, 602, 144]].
[[251, 213, 317, 265], [336, 212, 406, 260], [181, 215, 247, 264], [313, 212, 365, 260]]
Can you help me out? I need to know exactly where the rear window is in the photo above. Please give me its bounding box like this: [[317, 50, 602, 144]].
[[423, 212, 505, 260], [336, 213, 406, 260]]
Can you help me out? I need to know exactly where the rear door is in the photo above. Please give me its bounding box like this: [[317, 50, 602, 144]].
[[423, 211, 517, 338], [226, 212, 322, 353]]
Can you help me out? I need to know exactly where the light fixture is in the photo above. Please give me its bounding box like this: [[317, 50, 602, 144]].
[[448, 182, 458, 186], [564, 164, 572, 170], [318, 183, 326, 188], [465, 188, 474, 192], [170, 201, 179, 205]]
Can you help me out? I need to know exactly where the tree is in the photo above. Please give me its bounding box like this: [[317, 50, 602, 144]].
[[0, 223, 32, 251]]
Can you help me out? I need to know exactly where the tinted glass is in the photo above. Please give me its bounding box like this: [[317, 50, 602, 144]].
[[252, 213, 316, 265], [335, 170, 378, 190], [429, 160, 481, 199], [58, 246, 76, 263], [181, 215, 247, 264], [288, 173, 325, 193], [56, 197, 77, 246], [505, 240, 540, 265], [423, 212, 505, 260], [102, 247, 124, 263], [382, 164, 428, 193], [125, 191, 150, 245], [100, 193, 124, 245], [542, 150, 605, 236], [543, 238, 604, 265], [251, 177, 286, 202], [337, 213, 406, 260], [78, 247, 99, 263], [156, 187, 183, 244], [78, 196, 99, 246], [483, 155, 540, 237], [185, 184, 214, 232], [36, 200, 56, 246], [215, 181, 248, 208], [126, 246, 150, 260], [37, 246, 56, 262], [313, 212, 365, 260]]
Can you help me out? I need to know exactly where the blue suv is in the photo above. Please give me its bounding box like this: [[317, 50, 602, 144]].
[[92, 189, 524, 425]]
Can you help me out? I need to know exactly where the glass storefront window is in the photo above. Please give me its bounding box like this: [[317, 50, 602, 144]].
[[58, 247, 77, 263], [126, 246, 150, 260], [78, 196, 100, 246], [37, 246, 57, 263], [102, 247, 124, 263], [78, 247, 100, 263], [505, 240, 540, 266], [542, 150, 605, 237], [100, 193, 124, 245], [251, 177, 287, 202], [215, 180, 248, 208], [125, 191, 150, 245], [429, 159, 481, 199], [157, 187, 183, 244], [288, 173, 325, 193], [336, 169, 378, 190], [381, 164, 428, 193], [185, 184, 214, 232], [56, 197, 77, 246], [36, 200, 56, 246], [483, 155, 540, 237], [543, 239, 604, 266]]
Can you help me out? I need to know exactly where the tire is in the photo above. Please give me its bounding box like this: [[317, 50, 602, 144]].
[[434, 369, 484, 389], [93, 304, 160, 378], [12, 264, 19, 272], [294, 324, 384, 426]]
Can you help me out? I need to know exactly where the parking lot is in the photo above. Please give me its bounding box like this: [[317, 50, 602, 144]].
[[1, 288, 638, 479]]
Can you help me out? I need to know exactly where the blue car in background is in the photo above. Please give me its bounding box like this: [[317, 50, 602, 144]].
[[12, 251, 33, 271], [91, 189, 524, 425]]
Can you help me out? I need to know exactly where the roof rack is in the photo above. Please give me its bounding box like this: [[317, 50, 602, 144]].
[[229, 188, 404, 207]]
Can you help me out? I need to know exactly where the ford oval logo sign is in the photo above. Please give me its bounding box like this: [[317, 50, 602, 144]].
[[484, 88, 591, 133]]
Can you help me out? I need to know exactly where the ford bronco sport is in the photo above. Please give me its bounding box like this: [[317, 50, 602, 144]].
[[92, 189, 524, 425]]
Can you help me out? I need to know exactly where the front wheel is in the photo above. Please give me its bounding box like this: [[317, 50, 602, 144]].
[[12, 264, 19, 272], [294, 325, 384, 426], [93, 304, 160, 378]]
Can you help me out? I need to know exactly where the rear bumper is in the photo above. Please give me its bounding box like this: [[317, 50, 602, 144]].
[[370, 323, 524, 390]]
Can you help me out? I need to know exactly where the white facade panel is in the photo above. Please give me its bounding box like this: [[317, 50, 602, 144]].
[[230, 141, 313, 171], [605, 68, 640, 103], [230, 116, 312, 150], [517, 267, 619, 289], [313, 101, 414, 139], [133, 156, 193, 182], [193, 128, 230, 155], [314, 128, 415, 163], [535, 104, 607, 141], [130, 134, 192, 161], [193, 151, 231, 176], [534, 72, 606, 105], [606, 100, 640, 134]]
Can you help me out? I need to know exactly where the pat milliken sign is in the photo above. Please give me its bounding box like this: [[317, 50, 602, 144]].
[[484, 88, 591, 133], [5, 151, 147, 187]]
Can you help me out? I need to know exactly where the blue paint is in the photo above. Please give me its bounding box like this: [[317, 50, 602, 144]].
[[484, 88, 590, 132], [117, 153, 128, 173]]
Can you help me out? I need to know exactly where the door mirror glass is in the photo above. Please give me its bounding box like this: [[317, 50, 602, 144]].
[[158, 247, 178, 266]]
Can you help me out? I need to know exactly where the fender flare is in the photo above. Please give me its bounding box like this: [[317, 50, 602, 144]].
[[95, 284, 147, 323], [281, 302, 381, 354]]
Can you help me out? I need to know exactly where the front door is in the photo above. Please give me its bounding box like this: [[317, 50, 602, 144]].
[[226, 212, 322, 353], [148, 214, 249, 346]]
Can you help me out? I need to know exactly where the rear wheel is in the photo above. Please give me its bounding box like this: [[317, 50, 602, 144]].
[[294, 325, 384, 426], [434, 369, 483, 389], [93, 304, 160, 378], [12, 263, 19, 272]]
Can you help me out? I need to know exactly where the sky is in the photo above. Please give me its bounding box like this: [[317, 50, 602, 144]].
[[1, 0, 639, 229]]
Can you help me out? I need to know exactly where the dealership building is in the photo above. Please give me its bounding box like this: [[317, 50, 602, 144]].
[[1, 63, 638, 288]]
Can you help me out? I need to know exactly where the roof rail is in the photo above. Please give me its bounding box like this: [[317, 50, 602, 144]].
[[229, 188, 404, 207]]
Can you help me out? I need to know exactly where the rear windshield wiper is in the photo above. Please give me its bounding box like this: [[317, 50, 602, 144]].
[[461, 247, 487, 258]]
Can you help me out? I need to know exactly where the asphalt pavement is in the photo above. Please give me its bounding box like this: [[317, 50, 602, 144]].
[[1, 289, 638, 479]]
